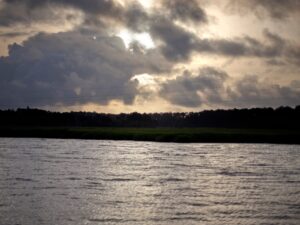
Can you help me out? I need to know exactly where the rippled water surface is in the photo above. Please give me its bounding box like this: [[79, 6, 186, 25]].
[[0, 138, 299, 225]]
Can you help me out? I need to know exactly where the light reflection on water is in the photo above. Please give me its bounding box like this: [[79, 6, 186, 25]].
[[0, 138, 299, 225]]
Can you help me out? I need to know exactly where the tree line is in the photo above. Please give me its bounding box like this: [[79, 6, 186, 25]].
[[0, 106, 299, 129]]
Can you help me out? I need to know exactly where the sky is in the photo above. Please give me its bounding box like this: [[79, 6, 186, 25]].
[[0, 0, 299, 113]]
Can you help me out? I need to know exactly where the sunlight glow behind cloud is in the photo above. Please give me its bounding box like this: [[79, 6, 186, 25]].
[[117, 29, 155, 49], [137, 0, 154, 9], [0, 0, 299, 112]]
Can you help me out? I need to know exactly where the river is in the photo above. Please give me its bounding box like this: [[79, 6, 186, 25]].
[[0, 138, 299, 225]]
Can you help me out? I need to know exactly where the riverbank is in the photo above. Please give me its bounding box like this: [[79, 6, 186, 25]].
[[0, 127, 300, 144]]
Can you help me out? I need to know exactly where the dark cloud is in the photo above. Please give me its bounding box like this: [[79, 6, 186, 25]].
[[0, 29, 171, 108], [194, 29, 300, 66], [265, 59, 286, 66], [0, 0, 298, 111], [197, 38, 247, 56], [160, 67, 228, 107], [160, 67, 300, 108], [3, 0, 297, 65], [226, 0, 300, 19], [150, 18, 199, 62], [0, 0, 209, 63], [228, 75, 300, 107], [0, 0, 124, 28], [124, 2, 150, 32], [286, 46, 300, 65], [1, 0, 122, 20], [150, 23, 300, 64], [0, 31, 32, 38], [54, 0, 122, 16], [0, 0, 62, 26], [122, 3, 297, 64], [196, 29, 287, 58], [162, 0, 207, 24]]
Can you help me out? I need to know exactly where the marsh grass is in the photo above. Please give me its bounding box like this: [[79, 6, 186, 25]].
[[0, 127, 299, 144]]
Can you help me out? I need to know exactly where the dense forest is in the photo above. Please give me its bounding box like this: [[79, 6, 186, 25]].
[[0, 106, 299, 129]]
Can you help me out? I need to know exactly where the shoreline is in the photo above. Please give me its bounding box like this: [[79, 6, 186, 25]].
[[0, 127, 300, 145]]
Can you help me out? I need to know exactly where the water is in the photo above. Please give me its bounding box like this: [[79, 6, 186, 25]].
[[0, 138, 299, 225]]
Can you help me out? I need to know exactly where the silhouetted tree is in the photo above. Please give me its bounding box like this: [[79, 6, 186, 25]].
[[0, 106, 299, 129]]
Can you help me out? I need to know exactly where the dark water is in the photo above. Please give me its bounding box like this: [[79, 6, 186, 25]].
[[0, 138, 299, 225]]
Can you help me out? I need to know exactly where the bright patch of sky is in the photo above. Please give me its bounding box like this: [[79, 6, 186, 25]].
[[117, 29, 155, 49]]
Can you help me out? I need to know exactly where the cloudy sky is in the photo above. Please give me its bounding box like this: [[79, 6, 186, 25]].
[[0, 0, 299, 113]]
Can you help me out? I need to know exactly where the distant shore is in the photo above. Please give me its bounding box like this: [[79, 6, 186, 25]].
[[0, 127, 299, 144]]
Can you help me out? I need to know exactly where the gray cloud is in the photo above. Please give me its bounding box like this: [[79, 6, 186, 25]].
[[162, 0, 207, 24], [0, 0, 123, 26], [150, 22, 300, 64], [265, 59, 286, 66], [0, 0, 208, 63], [286, 45, 300, 65], [0, 29, 171, 108], [3, 0, 297, 65], [116, 3, 298, 64], [160, 67, 228, 107], [0, 1, 61, 26], [150, 18, 199, 62], [196, 29, 288, 58], [124, 2, 150, 32], [0, 31, 32, 38], [228, 75, 300, 107], [0, 0, 299, 111], [226, 0, 300, 19], [160, 67, 300, 108]]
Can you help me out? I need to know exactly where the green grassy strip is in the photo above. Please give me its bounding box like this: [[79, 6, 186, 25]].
[[0, 127, 299, 144]]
